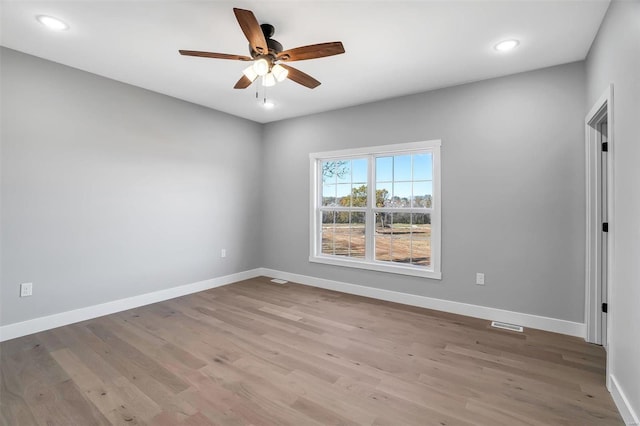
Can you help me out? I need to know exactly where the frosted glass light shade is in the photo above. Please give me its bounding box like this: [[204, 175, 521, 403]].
[[242, 65, 258, 82], [271, 64, 289, 82], [253, 58, 270, 76], [262, 73, 276, 87]]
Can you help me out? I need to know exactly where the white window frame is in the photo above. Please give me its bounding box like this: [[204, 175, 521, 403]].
[[309, 140, 442, 279]]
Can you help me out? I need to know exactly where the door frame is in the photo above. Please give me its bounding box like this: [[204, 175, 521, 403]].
[[584, 84, 614, 360]]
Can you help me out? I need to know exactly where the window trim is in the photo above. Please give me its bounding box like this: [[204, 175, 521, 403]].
[[309, 140, 442, 279]]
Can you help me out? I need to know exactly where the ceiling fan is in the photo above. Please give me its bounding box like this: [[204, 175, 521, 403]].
[[179, 8, 345, 90]]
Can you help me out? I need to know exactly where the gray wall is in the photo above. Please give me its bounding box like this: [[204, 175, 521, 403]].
[[586, 0, 640, 417], [262, 62, 586, 322], [1, 49, 590, 329], [1, 48, 263, 325]]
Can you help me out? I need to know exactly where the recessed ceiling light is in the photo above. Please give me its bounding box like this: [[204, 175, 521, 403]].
[[263, 100, 275, 109], [494, 39, 519, 52], [36, 15, 69, 31]]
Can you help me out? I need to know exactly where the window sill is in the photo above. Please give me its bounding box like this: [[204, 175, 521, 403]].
[[309, 255, 442, 280]]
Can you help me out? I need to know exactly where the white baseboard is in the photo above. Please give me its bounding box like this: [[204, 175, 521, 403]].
[[0, 267, 587, 342], [611, 375, 640, 425], [258, 268, 586, 338], [0, 269, 261, 342]]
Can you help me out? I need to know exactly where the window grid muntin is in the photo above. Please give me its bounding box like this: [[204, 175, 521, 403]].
[[373, 211, 432, 267], [374, 152, 434, 210]]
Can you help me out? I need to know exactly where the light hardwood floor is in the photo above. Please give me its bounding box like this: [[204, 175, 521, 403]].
[[1, 277, 623, 425]]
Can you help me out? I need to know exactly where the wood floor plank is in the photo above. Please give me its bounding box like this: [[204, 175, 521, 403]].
[[0, 364, 40, 426], [50, 348, 151, 425], [1, 336, 111, 426], [0, 277, 623, 425]]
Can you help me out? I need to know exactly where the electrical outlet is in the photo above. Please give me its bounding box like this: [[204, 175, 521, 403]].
[[20, 282, 33, 297], [221, 249, 227, 258], [476, 273, 485, 285]]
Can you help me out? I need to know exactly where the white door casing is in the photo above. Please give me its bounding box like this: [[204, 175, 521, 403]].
[[584, 84, 614, 388]]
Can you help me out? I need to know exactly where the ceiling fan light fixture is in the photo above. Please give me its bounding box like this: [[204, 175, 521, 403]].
[[253, 58, 270, 76], [242, 65, 258, 82], [272, 64, 289, 82], [494, 39, 519, 52]]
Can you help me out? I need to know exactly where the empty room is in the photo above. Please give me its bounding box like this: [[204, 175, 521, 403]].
[[1, 0, 639, 425]]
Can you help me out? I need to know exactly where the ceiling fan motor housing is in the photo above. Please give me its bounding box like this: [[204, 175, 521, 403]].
[[250, 24, 283, 58]]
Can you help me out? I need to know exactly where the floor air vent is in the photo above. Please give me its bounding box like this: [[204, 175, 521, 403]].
[[491, 321, 524, 333], [270, 278, 288, 284]]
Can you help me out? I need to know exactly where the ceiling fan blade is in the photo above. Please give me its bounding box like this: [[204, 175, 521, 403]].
[[233, 8, 268, 55], [233, 75, 254, 89], [277, 42, 345, 62], [179, 50, 252, 61], [280, 64, 321, 89]]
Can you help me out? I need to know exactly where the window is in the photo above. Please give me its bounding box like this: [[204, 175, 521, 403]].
[[310, 140, 441, 279]]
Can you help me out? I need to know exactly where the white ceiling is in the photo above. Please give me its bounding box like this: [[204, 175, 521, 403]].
[[1, 1, 609, 123]]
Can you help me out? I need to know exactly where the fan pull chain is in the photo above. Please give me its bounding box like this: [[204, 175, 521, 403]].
[[263, 80, 268, 106]]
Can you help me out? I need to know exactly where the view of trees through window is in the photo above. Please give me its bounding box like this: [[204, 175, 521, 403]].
[[320, 153, 433, 267]]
